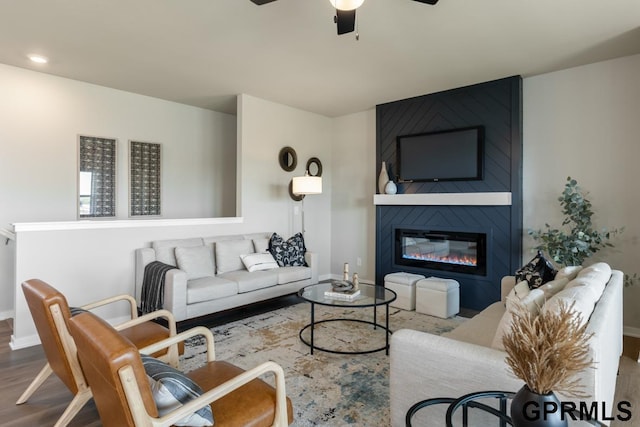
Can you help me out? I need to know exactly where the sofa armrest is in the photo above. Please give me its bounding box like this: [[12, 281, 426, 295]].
[[501, 275, 516, 302], [390, 328, 522, 427], [163, 269, 188, 321], [135, 248, 156, 303], [305, 251, 319, 284]]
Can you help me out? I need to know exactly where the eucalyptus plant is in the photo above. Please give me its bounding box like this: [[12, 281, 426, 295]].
[[528, 177, 623, 267]]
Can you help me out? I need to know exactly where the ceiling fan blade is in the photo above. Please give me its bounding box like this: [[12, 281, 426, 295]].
[[335, 9, 356, 35], [412, 0, 439, 4], [249, 0, 278, 4]]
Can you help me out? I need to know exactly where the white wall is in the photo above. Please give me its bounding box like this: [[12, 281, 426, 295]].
[[9, 92, 335, 348], [0, 63, 237, 316], [523, 53, 640, 329], [330, 110, 377, 282], [238, 94, 333, 276]]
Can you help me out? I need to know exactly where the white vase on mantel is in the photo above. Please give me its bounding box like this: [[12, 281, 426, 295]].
[[385, 180, 397, 195], [378, 161, 389, 194]]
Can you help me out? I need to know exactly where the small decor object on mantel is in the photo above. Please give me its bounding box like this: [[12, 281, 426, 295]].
[[384, 180, 397, 195], [503, 301, 593, 427], [378, 161, 389, 194]]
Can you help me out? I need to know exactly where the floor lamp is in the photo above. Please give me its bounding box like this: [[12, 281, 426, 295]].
[[292, 172, 322, 235]]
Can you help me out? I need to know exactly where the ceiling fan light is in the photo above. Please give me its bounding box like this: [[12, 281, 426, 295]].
[[329, 0, 365, 11]]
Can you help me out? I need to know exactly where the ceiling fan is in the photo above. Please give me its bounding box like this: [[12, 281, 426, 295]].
[[249, 0, 439, 36]]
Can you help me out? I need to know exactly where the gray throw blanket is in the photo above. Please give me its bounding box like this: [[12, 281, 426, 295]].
[[140, 261, 176, 314]]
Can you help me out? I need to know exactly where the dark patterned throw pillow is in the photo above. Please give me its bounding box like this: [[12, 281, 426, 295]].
[[268, 232, 307, 267], [515, 250, 558, 289]]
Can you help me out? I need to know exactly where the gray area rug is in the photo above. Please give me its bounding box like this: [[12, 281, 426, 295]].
[[180, 302, 465, 426]]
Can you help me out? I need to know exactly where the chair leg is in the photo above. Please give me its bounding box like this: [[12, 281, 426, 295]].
[[53, 388, 92, 427], [16, 363, 53, 404]]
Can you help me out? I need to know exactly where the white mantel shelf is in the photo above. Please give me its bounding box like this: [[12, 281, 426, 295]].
[[373, 192, 512, 206]]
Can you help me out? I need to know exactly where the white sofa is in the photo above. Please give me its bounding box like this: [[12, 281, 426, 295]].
[[390, 263, 623, 426], [135, 232, 318, 321]]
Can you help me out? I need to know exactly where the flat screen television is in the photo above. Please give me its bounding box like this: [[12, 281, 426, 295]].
[[396, 126, 484, 182]]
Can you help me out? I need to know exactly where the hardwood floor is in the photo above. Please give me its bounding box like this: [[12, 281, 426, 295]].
[[1, 317, 639, 426]]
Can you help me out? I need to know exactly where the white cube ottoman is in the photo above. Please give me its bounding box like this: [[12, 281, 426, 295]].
[[384, 272, 425, 310], [416, 277, 460, 318]]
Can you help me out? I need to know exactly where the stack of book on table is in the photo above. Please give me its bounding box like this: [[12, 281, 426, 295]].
[[325, 280, 361, 301]]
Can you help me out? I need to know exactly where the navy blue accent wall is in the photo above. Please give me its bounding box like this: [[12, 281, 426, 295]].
[[375, 76, 523, 311]]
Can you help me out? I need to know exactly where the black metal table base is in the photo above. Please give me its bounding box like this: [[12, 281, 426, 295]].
[[299, 318, 392, 355], [300, 300, 392, 355]]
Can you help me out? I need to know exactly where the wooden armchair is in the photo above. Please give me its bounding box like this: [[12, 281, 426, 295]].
[[68, 310, 294, 427], [17, 279, 181, 427]]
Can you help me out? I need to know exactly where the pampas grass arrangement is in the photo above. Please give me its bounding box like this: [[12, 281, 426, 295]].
[[502, 300, 593, 397]]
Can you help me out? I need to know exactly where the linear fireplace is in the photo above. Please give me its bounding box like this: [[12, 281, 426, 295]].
[[395, 228, 487, 276]]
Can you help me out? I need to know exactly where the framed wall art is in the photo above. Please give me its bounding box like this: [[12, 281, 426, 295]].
[[129, 140, 162, 217], [78, 135, 117, 218]]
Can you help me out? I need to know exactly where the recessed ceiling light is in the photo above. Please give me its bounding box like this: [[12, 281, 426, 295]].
[[28, 55, 48, 64]]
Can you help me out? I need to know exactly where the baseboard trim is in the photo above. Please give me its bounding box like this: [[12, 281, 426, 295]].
[[10, 334, 40, 350], [624, 326, 640, 338]]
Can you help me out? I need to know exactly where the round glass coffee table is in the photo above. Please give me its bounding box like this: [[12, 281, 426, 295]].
[[297, 282, 397, 355]]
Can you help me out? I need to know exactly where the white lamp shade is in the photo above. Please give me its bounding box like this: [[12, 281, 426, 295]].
[[292, 175, 322, 195], [329, 0, 365, 11]]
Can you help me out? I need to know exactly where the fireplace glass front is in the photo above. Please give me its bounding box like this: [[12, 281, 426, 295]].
[[395, 228, 487, 276]]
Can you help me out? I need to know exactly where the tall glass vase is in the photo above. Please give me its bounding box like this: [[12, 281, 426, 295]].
[[378, 161, 389, 194]]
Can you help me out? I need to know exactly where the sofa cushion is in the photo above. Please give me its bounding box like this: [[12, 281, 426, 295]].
[[218, 270, 279, 293], [215, 239, 254, 274], [252, 238, 270, 253], [515, 250, 557, 289], [269, 233, 307, 267], [565, 262, 611, 299], [240, 252, 279, 272], [541, 285, 600, 327], [444, 301, 505, 347], [537, 277, 570, 299], [491, 288, 546, 351], [187, 277, 238, 304], [175, 245, 215, 280], [555, 265, 583, 281], [278, 266, 311, 284], [153, 238, 203, 266]]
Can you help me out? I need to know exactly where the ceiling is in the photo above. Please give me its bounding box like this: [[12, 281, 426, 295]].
[[1, 0, 639, 117]]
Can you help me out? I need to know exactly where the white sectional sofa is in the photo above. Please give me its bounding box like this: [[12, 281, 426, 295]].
[[390, 263, 623, 427], [135, 232, 318, 321]]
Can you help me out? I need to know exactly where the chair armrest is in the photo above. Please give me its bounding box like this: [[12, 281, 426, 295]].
[[138, 326, 216, 362], [113, 309, 177, 336], [154, 360, 289, 427], [81, 294, 138, 319], [116, 309, 180, 367], [305, 251, 319, 284]]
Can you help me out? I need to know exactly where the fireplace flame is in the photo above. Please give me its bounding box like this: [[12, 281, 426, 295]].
[[405, 252, 477, 267]]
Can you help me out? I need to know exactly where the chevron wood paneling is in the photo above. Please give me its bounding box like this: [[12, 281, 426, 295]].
[[375, 76, 523, 311]]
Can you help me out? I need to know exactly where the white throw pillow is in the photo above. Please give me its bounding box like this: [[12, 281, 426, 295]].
[[174, 245, 215, 280], [240, 252, 279, 272]]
